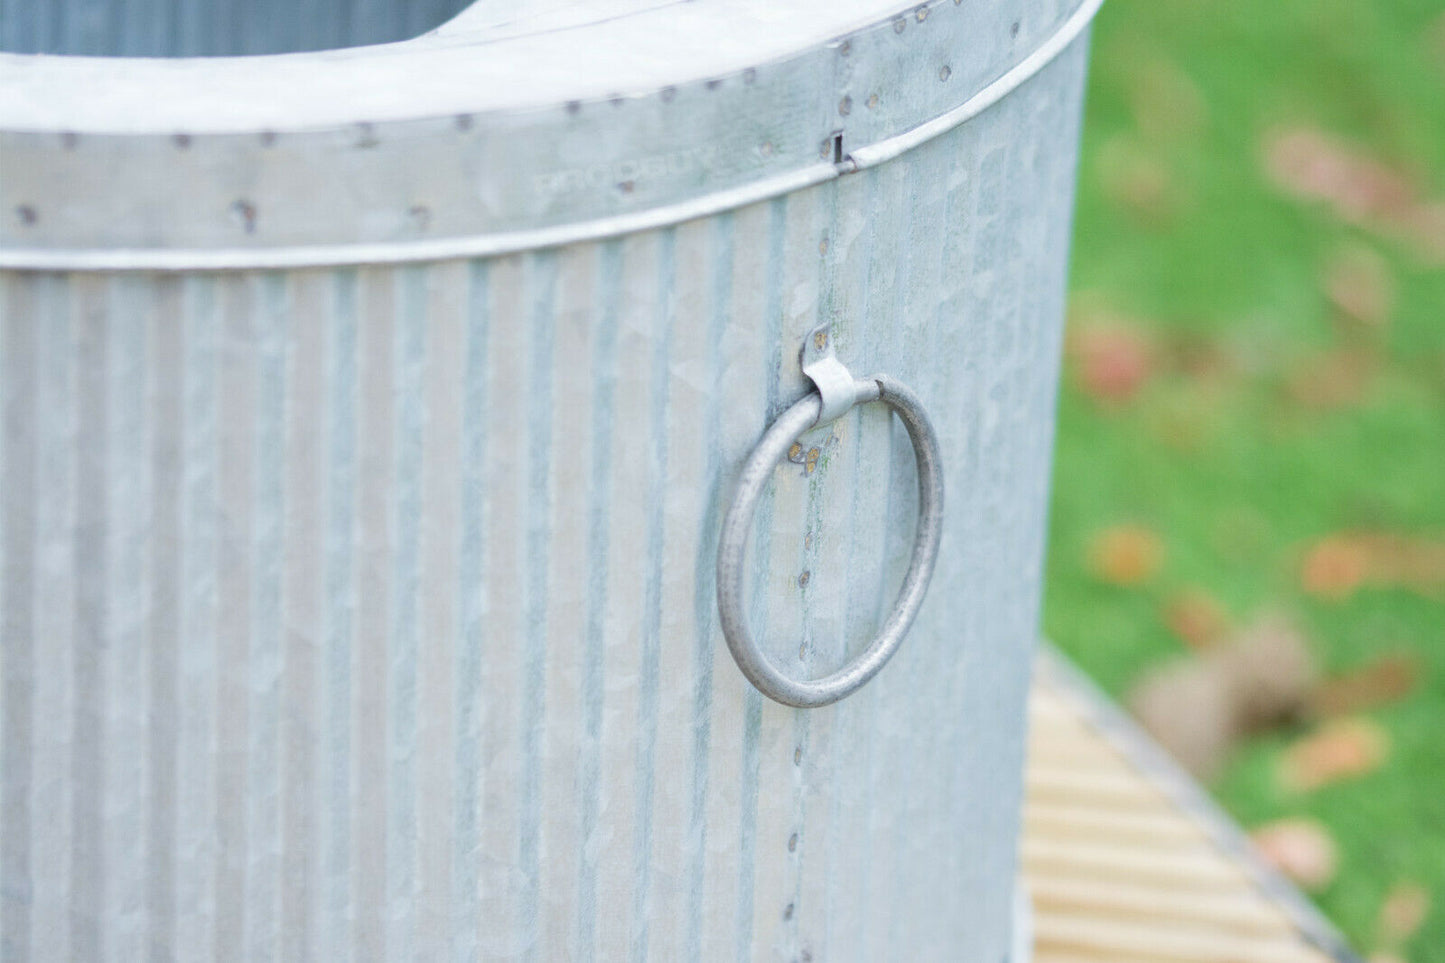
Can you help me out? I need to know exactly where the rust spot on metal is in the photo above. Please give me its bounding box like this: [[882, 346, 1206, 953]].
[[798, 569, 810, 588], [783, 902, 794, 920], [794, 746, 802, 765], [837, 95, 852, 117], [230, 199, 257, 234], [788, 442, 804, 463], [788, 832, 798, 852], [867, 93, 880, 110], [915, 5, 929, 21], [804, 447, 820, 473], [939, 64, 952, 82], [893, 16, 906, 33]]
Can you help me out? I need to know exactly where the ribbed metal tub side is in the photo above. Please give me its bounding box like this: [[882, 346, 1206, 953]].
[[0, 15, 1089, 963]]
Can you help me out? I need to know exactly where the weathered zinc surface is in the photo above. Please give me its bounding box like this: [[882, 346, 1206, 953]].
[[0, 0, 1096, 959], [0, 0, 474, 57]]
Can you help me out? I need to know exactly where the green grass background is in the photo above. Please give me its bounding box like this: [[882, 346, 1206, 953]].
[[1048, 0, 1445, 957]]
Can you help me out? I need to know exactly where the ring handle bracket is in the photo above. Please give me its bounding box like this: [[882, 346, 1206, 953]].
[[800, 324, 862, 428], [717, 328, 944, 708]]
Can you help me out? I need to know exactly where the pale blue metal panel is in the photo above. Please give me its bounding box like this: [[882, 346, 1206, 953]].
[[0, 2, 1094, 959], [1, 0, 474, 56]]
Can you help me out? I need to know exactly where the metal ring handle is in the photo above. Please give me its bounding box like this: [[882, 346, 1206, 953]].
[[716, 374, 944, 708]]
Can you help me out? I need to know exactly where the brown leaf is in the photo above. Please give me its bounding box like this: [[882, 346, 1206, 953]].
[[1087, 524, 1164, 587], [1301, 532, 1445, 599], [1250, 817, 1339, 891], [1286, 348, 1376, 411], [1368, 534, 1445, 594], [1162, 331, 1235, 383], [1279, 716, 1389, 792], [1323, 244, 1395, 325], [1301, 535, 1372, 598], [1263, 127, 1445, 264], [1378, 881, 1431, 946], [1067, 312, 1156, 405], [1310, 654, 1422, 718], [1163, 588, 1230, 650], [1264, 127, 1418, 224]]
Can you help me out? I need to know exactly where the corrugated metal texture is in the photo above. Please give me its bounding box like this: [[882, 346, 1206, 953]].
[[0, 0, 472, 57], [0, 37, 1086, 961]]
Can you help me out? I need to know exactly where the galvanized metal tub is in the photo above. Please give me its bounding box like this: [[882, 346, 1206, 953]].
[[0, 0, 1099, 959]]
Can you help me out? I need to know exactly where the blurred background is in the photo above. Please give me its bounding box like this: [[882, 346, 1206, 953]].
[[1048, 0, 1445, 958]]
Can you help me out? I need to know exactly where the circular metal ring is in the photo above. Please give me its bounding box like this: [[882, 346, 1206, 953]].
[[716, 374, 944, 708]]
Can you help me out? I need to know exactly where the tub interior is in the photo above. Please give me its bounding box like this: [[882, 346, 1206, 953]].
[[2, 0, 477, 57]]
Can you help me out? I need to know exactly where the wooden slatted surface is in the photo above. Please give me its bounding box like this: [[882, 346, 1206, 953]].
[[1024, 653, 1360, 963]]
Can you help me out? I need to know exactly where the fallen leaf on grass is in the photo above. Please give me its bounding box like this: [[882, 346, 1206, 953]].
[[1265, 127, 1415, 222], [1301, 533, 1445, 599], [1301, 535, 1372, 597], [1310, 654, 1422, 718], [1087, 524, 1164, 586], [1286, 348, 1376, 410], [1097, 136, 1182, 225], [1163, 588, 1230, 649], [1368, 534, 1445, 593], [1323, 243, 1395, 326], [1066, 312, 1156, 404], [1250, 817, 1339, 891], [1263, 127, 1445, 264], [1279, 716, 1389, 792], [1161, 331, 1235, 383], [1378, 881, 1431, 947]]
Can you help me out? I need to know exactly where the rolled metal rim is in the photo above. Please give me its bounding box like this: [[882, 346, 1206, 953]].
[[716, 374, 944, 708], [0, 0, 1104, 269]]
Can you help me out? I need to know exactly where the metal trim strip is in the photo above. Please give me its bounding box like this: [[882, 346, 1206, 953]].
[[0, 0, 1102, 272]]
